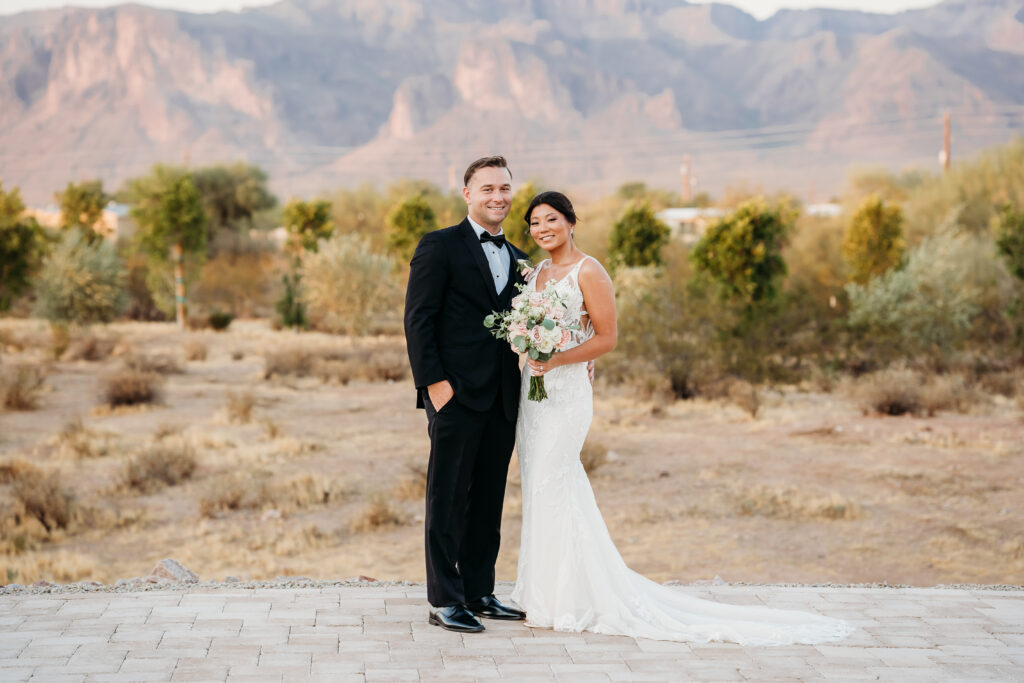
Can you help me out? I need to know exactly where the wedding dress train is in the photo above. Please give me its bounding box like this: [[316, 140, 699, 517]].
[[510, 257, 852, 645]]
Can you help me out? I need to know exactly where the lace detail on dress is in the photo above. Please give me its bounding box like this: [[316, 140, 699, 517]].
[[511, 257, 853, 646]]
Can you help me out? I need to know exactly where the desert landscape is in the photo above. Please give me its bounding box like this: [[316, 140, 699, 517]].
[[2, 319, 1021, 589]]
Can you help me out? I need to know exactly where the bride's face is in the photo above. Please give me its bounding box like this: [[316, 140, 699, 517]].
[[529, 204, 573, 252]]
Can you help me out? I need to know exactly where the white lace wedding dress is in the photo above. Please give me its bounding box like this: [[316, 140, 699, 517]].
[[510, 257, 852, 645]]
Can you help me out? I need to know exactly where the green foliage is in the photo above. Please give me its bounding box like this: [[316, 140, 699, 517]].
[[208, 309, 234, 331], [301, 234, 402, 335], [0, 182, 47, 311], [387, 195, 437, 262], [276, 271, 306, 329], [691, 199, 793, 310], [608, 202, 670, 268], [845, 229, 1013, 362], [123, 165, 208, 260], [843, 195, 905, 284], [56, 180, 110, 243], [33, 230, 127, 325], [504, 182, 541, 260], [283, 198, 334, 257], [191, 163, 277, 252], [996, 203, 1024, 281]]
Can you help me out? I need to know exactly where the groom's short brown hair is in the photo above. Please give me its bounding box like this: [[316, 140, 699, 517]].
[[464, 156, 512, 187]]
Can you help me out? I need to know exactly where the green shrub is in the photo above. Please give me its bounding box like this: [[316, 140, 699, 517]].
[[208, 309, 234, 331], [843, 195, 905, 284], [33, 231, 127, 326], [608, 201, 670, 268]]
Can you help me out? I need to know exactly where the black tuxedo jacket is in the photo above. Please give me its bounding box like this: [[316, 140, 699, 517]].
[[404, 218, 528, 420]]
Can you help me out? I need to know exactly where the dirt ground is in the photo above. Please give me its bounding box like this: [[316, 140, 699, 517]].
[[1, 319, 1022, 587]]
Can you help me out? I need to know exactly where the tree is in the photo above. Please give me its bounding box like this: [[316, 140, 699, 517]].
[[996, 203, 1024, 282], [33, 230, 126, 326], [843, 195, 905, 284], [608, 202, 671, 268], [0, 183, 47, 311], [690, 199, 793, 310], [191, 163, 277, 252], [387, 195, 437, 262], [504, 182, 542, 261], [278, 198, 334, 329], [123, 165, 207, 330], [56, 180, 111, 243]]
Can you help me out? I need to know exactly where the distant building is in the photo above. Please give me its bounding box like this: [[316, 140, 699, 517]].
[[26, 202, 130, 241], [806, 203, 842, 218], [655, 207, 727, 244]]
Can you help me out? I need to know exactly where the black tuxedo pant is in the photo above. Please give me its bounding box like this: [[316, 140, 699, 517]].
[[422, 388, 516, 607]]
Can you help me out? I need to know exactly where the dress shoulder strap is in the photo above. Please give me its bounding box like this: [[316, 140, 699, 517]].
[[571, 255, 596, 276]]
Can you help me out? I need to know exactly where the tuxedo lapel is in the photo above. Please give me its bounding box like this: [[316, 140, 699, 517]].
[[459, 219, 501, 308], [499, 244, 520, 307]]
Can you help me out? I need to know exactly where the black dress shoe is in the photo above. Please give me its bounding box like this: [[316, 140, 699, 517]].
[[465, 594, 526, 621], [428, 605, 485, 633]]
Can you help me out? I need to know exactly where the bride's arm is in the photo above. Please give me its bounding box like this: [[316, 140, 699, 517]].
[[528, 258, 616, 374]]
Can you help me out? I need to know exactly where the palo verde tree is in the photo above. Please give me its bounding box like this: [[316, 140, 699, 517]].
[[386, 195, 437, 263], [504, 182, 542, 261], [608, 201, 671, 269], [56, 180, 111, 244], [278, 198, 334, 328], [122, 165, 207, 330], [843, 195, 905, 285], [0, 182, 47, 312], [191, 163, 277, 254]]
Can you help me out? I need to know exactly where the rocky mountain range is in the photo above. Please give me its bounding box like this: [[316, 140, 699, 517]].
[[2, 0, 1023, 204]]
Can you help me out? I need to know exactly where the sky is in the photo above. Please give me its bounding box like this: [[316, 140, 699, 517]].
[[0, 0, 944, 20]]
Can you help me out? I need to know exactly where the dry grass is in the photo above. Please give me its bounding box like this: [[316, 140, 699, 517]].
[[848, 368, 922, 416], [123, 353, 183, 375], [580, 439, 609, 474], [1, 551, 100, 585], [920, 374, 987, 416], [231, 349, 245, 361], [62, 331, 117, 362], [735, 485, 860, 521], [349, 492, 410, 533], [198, 471, 350, 518], [0, 362, 46, 410], [261, 419, 282, 439], [978, 370, 1022, 398], [102, 369, 163, 407], [53, 417, 111, 459], [392, 462, 428, 501], [184, 339, 208, 362], [49, 323, 71, 359], [225, 390, 256, 423], [728, 379, 761, 418], [264, 340, 408, 384], [6, 461, 74, 533], [123, 442, 197, 493]]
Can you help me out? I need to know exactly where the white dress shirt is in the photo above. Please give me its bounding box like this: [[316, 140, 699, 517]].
[[468, 216, 511, 295]]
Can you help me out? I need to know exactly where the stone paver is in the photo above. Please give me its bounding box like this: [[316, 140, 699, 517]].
[[0, 582, 1021, 681]]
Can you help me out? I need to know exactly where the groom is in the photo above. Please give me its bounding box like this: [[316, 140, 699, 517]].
[[404, 156, 529, 632]]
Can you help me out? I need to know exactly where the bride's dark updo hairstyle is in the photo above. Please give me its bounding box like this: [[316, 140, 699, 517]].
[[524, 191, 578, 226]]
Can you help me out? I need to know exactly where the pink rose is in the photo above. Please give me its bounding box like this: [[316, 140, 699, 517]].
[[558, 328, 572, 348]]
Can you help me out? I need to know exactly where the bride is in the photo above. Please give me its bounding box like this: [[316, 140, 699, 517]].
[[509, 191, 852, 646]]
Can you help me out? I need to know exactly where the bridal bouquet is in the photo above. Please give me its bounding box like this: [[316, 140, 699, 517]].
[[484, 274, 578, 402]]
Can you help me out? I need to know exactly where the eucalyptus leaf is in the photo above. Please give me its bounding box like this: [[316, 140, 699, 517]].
[[542, 318, 556, 330]]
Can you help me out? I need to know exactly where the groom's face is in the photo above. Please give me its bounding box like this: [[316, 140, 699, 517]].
[[463, 166, 512, 230]]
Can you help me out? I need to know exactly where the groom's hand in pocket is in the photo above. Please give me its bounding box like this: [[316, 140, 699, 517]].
[[427, 380, 454, 411]]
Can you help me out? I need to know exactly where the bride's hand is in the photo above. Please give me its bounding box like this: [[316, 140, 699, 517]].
[[528, 355, 560, 376]]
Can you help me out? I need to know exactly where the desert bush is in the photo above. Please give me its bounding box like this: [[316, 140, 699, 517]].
[[123, 353, 183, 375], [920, 374, 987, 416], [387, 195, 437, 262], [231, 349, 245, 361], [846, 228, 1015, 365], [580, 439, 609, 474], [392, 462, 428, 501], [349, 492, 410, 533], [33, 230, 127, 326], [264, 348, 315, 378], [225, 390, 255, 423], [62, 331, 118, 362], [123, 442, 197, 493], [208, 310, 234, 331], [735, 485, 860, 520], [198, 470, 348, 517], [979, 370, 1022, 398], [264, 341, 409, 383], [190, 250, 279, 319], [261, 418, 282, 439], [608, 201, 670, 269], [102, 369, 163, 407], [728, 380, 761, 418], [843, 195, 905, 284], [184, 339, 208, 361], [848, 368, 922, 416], [9, 463, 74, 533], [301, 234, 403, 335], [0, 363, 46, 410]]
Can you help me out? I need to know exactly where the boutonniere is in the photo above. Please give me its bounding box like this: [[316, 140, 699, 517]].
[[517, 258, 534, 279]]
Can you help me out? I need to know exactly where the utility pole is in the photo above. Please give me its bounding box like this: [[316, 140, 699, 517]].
[[942, 112, 951, 173], [680, 155, 692, 204]]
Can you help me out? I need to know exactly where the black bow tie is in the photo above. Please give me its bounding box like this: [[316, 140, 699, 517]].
[[479, 232, 506, 248]]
